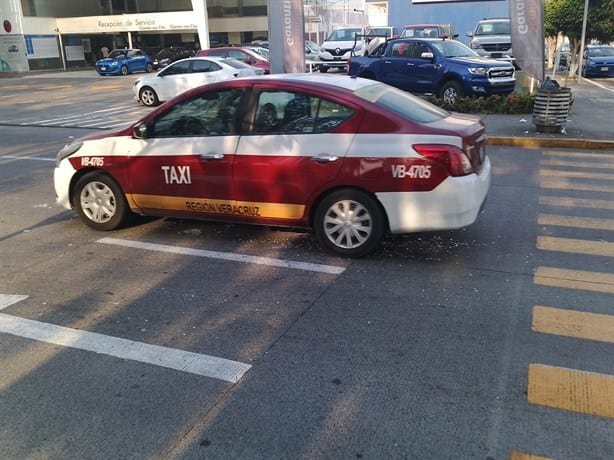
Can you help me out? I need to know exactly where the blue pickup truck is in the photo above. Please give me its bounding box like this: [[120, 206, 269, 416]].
[[348, 38, 516, 103]]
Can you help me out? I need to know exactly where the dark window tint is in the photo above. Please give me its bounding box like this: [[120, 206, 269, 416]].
[[192, 60, 222, 73], [151, 88, 244, 137], [161, 60, 191, 76], [252, 90, 354, 135]]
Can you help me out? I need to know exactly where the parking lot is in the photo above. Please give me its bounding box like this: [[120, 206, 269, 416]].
[[1, 73, 613, 459]]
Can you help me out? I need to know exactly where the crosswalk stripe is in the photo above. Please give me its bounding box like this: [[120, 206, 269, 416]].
[[509, 451, 552, 460], [537, 236, 614, 257], [543, 150, 614, 160], [528, 363, 614, 418], [538, 213, 614, 231], [534, 267, 614, 294], [539, 196, 614, 210], [541, 159, 614, 169], [540, 169, 614, 180], [539, 178, 614, 193], [532, 306, 614, 343]]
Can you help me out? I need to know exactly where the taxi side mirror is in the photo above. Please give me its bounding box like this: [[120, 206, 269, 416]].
[[133, 123, 149, 139]]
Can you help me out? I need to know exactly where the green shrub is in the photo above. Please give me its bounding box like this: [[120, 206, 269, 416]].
[[427, 93, 535, 114]]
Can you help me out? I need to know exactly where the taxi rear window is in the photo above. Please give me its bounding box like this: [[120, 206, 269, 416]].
[[354, 84, 449, 123]]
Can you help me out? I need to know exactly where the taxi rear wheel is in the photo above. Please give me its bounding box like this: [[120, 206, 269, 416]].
[[314, 189, 385, 257], [139, 87, 159, 106], [73, 172, 130, 231]]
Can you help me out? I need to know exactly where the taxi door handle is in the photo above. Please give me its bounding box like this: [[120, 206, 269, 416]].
[[311, 154, 338, 163], [200, 153, 224, 160]]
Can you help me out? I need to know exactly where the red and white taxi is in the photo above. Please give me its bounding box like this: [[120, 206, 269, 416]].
[[54, 74, 490, 257]]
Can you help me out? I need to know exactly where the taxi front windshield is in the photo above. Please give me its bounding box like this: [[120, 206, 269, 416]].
[[355, 83, 449, 124], [431, 40, 477, 58]]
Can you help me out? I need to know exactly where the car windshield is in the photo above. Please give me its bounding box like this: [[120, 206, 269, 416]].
[[354, 82, 449, 124], [368, 27, 393, 37], [327, 28, 362, 41], [588, 47, 614, 57], [431, 40, 477, 58], [476, 22, 510, 35], [108, 50, 126, 59], [401, 27, 440, 38]]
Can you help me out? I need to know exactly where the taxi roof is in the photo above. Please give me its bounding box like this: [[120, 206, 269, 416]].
[[240, 73, 376, 91]]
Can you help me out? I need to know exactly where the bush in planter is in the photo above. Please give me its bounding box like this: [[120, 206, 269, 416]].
[[427, 93, 535, 114]]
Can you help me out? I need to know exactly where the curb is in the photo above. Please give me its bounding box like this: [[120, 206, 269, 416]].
[[488, 136, 614, 150]]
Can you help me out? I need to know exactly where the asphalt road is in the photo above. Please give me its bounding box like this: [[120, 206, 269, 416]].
[[1, 73, 613, 460]]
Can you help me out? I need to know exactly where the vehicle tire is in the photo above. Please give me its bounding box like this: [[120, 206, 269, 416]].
[[146, 63, 153, 73], [314, 189, 385, 257], [121, 65, 129, 76], [439, 81, 464, 104], [139, 87, 159, 107], [319, 66, 329, 73], [73, 172, 131, 231]]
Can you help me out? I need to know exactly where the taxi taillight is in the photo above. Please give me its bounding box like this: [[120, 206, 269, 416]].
[[412, 144, 474, 177]]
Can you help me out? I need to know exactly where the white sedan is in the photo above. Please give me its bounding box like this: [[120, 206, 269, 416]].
[[133, 56, 261, 107]]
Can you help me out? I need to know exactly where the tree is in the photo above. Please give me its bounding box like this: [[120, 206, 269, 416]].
[[545, 0, 614, 75]]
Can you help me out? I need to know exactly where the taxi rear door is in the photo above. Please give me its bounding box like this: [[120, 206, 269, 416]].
[[232, 89, 359, 224]]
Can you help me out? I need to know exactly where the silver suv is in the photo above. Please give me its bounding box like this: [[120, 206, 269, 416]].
[[468, 18, 514, 65]]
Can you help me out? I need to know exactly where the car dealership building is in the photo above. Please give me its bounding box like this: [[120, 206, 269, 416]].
[[1, 0, 510, 74]]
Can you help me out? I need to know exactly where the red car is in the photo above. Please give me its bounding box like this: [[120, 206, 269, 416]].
[[197, 47, 270, 74], [53, 74, 490, 257]]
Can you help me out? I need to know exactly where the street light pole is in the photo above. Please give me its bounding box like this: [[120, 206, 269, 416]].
[[577, 0, 589, 78]]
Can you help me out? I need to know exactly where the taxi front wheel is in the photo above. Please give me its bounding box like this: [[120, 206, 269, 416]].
[[73, 172, 131, 231], [314, 189, 385, 257]]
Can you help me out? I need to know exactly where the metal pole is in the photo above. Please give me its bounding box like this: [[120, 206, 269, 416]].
[[577, 0, 589, 78], [56, 29, 66, 71]]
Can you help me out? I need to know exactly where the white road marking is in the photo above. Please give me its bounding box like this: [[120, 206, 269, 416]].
[[0, 294, 251, 383], [2, 154, 55, 162], [97, 237, 347, 274]]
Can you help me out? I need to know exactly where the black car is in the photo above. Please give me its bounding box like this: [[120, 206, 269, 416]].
[[152, 47, 194, 69]]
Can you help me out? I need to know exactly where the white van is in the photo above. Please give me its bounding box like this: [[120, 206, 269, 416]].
[[318, 27, 365, 72]]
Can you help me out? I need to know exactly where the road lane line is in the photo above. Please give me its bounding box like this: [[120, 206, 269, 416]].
[[539, 196, 614, 210], [0, 295, 250, 383], [0, 294, 29, 310], [538, 214, 614, 231], [97, 237, 346, 274], [2, 155, 55, 162], [532, 306, 614, 343], [528, 363, 614, 418], [536, 236, 614, 257], [534, 267, 614, 294]]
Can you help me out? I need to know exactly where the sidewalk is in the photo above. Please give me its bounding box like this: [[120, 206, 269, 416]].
[[484, 77, 614, 150]]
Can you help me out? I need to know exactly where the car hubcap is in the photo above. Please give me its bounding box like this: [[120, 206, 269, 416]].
[[323, 200, 372, 249], [443, 88, 458, 104], [141, 90, 155, 105], [80, 181, 115, 223]]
